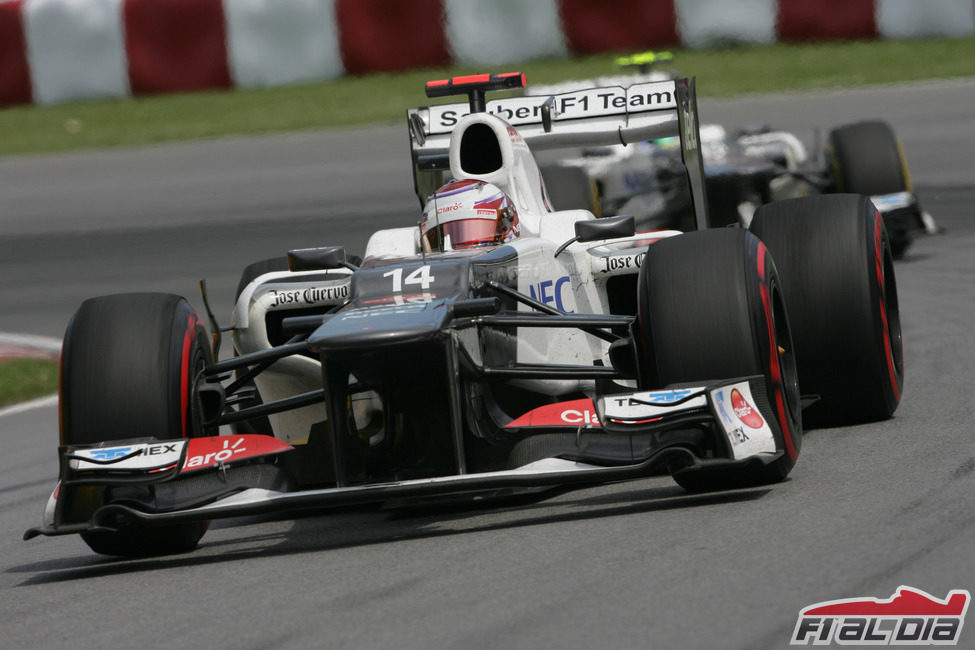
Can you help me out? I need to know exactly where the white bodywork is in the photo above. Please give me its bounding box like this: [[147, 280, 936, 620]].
[[233, 268, 351, 444], [234, 79, 696, 443]]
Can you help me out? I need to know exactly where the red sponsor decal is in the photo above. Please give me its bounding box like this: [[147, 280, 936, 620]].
[[506, 399, 600, 428], [731, 388, 764, 429], [181, 435, 292, 473], [506, 124, 525, 144], [436, 202, 463, 214]]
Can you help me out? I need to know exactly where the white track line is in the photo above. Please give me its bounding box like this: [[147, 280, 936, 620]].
[[0, 393, 58, 418], [0, 333, 61, 353]]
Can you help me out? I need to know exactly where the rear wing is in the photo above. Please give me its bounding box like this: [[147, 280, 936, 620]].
[[406, 76, 710, 230]]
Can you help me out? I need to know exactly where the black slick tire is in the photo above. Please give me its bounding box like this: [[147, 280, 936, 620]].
[[750, 194, 903, 426], [637, 228, 802, 491], [827, 120, 910, 197], [827, 120, 913, 256], [60, 292, 212, 556]]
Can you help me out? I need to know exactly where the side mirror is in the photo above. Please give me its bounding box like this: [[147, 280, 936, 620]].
[[287, 246, 356, 272], [555, 215, 636, 258], [574, 214, 636, 242]]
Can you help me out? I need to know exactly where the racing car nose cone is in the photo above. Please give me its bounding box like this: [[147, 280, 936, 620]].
[[308, 299, 451, 353]]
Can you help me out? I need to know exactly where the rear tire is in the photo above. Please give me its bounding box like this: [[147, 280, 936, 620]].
[[750, 194, 903, 426], [637, 229, 802, 491], [827, 120, 913, 256], [61, 293, 212, 556], [827, 120, 910, 196]]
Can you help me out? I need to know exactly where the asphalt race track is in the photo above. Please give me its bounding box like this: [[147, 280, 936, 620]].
[[1, 80, 973, 649]]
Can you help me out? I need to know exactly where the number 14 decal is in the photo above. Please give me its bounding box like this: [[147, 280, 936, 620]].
[[383, 265, 435, 292]]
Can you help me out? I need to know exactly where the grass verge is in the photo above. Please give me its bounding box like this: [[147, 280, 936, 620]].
[[1, 36, 974, 157], [0, 359, 59, 409]]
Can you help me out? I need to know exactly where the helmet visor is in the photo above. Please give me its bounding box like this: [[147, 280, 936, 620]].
[[439, 216, 500, 249]]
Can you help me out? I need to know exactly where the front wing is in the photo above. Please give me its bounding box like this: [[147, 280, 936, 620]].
[[26, 377, 785, 540]]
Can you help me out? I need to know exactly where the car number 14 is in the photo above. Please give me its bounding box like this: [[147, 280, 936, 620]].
[[383, 265, 436, 292]]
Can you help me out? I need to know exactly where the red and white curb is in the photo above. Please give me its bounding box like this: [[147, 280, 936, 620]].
[[0, 333, 61, 362]]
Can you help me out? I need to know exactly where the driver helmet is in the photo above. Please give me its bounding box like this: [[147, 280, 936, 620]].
[[421, 179, 519, 252]]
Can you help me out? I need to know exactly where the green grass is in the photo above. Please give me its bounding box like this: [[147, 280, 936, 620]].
[[1, 36, 974, 157], [0, 359, 58, 409]]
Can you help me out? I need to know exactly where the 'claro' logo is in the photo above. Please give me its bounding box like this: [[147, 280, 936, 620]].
[[184, 437, 247, 469], [561, 408, 599, 426], [731, 388, 764, 429], [436, 202, 463, 215]]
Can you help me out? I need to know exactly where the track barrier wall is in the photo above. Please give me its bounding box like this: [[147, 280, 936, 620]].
[[1, 0, 973, 107]]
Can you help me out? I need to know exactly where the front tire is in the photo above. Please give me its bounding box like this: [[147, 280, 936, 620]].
[[60, 292, 212, 556], [750, 194, 903, 426], [637, 229, 802, 491]]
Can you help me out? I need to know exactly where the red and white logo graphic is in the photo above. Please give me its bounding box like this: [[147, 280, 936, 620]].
[[505, 399, 599, 429], [791, 586, 971, 645], [730, 388, 764, 429], [181, 435, 293, 473]]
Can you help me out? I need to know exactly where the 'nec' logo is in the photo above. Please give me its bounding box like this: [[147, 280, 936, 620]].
[[529, 276, 573, 313]]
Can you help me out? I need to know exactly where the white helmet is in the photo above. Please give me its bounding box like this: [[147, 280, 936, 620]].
[[421, 180, 520, 252]]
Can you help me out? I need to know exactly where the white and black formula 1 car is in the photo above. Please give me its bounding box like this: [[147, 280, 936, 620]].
[[26, 73, 903, 557], [531, 59, 937, 257]]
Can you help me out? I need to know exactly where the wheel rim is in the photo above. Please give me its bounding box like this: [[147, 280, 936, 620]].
[[871, 208, 904, 407], [881, 238, 904, 383], [770, 281, 801, 429]]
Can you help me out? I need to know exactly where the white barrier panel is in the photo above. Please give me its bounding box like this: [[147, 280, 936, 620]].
[[24, 0, 128, 105], [224, 0, 343, 89], [878, 0, 975, 39], [444, 0, 567, 66], [675, 0, 777, 48], [5, 0, 975, 108]]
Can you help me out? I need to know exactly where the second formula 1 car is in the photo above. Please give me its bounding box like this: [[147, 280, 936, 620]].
[[531, 56, 936, 256]]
